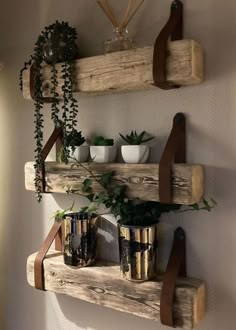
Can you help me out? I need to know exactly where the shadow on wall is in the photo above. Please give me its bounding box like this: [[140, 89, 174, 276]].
[[55, 293, 161, 330]]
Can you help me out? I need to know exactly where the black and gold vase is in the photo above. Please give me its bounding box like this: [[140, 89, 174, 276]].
[[118, 222, 158, 281], [62, 212, 98, 267]]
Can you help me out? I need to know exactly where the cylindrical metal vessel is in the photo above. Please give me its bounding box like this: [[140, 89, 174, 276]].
[[118, 221, 158, 281], [62, 212, 98, 267]]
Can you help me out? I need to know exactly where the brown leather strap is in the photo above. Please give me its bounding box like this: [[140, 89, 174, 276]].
[[38, 126, 63, 192], [34, 221, 62, 291], [153, 0, 183, 90], [30, 64, 55, 103], [159, 113, 186, 204], [160, 227, 186, 327]]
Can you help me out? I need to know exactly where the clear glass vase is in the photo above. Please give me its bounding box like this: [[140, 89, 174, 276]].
[[104, 28, 135, 54]]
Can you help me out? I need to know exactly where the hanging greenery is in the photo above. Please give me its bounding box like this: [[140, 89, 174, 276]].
[[19, 21, 79, 202]]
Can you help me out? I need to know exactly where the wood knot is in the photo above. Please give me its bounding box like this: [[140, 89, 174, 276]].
[[87, 286, 105, 294], [128, 177, 143, 184], [50, 271, 56, 277]]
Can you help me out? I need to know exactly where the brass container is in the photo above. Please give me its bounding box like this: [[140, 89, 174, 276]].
[[118, 222, 158, 282], [62, 212, 98, 267]]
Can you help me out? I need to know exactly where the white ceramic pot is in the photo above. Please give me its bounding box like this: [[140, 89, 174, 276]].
[[121, 145, 149, 164], [90, 146, 117, 163], [69, 146, 89, 163]]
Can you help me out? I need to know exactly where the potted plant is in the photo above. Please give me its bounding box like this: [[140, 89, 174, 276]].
[[66, 129, 89, 163], [67, 161, 216, 281], [90, 136, 116, 163], [19, 21, 79, 202], [53, 204, 99, 267], [119, 130, 154, 163]]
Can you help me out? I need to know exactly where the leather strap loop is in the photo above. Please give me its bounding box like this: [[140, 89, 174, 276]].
[[160, 227, 186, 327], [159, 113, 186, 204], [38, 126, 63, 193], [34, 221, 62, 291], [153, 0, 183, 90]]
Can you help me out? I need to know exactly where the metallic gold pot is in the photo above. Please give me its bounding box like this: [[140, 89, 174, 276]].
[[62, 212, 98, 267], [118, 222, 158, 281]]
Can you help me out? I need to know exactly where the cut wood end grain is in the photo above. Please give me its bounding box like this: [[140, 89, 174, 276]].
[[193, 283, 206, 327]]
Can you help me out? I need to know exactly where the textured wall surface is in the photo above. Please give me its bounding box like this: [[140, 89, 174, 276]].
[[0, 0, 236, 329]]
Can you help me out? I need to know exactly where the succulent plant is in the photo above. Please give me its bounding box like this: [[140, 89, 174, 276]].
[[92, 136, 114, 146], [67, 130, 86, 147], [119, 130, 154, 145]]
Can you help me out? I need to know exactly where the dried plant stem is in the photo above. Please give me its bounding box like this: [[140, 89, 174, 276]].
[[97, 0, 119, 28], [122, 0, 144, 29], [120, 0, 134, 30]]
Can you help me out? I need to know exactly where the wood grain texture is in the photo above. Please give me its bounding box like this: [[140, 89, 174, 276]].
[[22, 40, 204, 100], [27, 250, 206, 330], [24, 162, 204, 205]]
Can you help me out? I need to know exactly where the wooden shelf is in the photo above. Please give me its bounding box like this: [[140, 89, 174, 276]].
[[27, 250, 206, 330], [22, 40, 204, 100], [24, 162, 204, 205]]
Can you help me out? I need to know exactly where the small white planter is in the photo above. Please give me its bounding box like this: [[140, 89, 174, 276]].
[[90, 146, 117, 163], [121, 145, 149, 164], [69, 146, 89, 163]]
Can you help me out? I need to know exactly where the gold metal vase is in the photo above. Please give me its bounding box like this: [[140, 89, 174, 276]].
[[62, 212, 98, 267], [118, 221, 158, 281]]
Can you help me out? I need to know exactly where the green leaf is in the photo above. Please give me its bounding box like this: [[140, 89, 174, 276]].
[[82, 178, 92, 192], [190, 203, 200, 210], [86, 194, 95, 202], [100, 171, 114, 187], [97, 192, 106, 204]]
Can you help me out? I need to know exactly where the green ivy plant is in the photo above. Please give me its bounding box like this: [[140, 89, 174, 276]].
[[19, 21, 79, 202], [65, 160, 217, 227], [119, 130, 154, 145]]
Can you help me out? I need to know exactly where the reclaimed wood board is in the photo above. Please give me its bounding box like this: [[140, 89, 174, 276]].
[[27, 250, 206, 330], [24, 162, 204, 205], [22, 40, 204, 99]]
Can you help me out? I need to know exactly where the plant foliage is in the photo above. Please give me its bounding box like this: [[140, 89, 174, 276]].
[[119, 130, 154, 145], [19, 21, 79, 202], [66, 129, 85, 148], [66, 161, 217, 227], [92, 136, 114, 146]]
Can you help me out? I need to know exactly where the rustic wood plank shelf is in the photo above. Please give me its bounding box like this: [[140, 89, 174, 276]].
[[27, 250, 206, 330], [24, 162, 204, 205], [22, 40, 204, 100]]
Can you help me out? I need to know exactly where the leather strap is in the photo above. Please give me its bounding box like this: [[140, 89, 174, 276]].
[[159, 113, 186, 204], [160, 227, 186, 327], [38, 126, 63, 193], [30, 64, 55, 103], [34, 221, 62, 291], [153, 0, 183, 90]]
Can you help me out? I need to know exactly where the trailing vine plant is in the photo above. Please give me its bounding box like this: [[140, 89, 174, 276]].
[[65, 159, 217, 227], [19, 21, 78, 202]]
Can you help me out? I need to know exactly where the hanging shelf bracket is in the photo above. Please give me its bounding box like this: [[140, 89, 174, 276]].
[[160, 227, 187, 327], [153, 0, 183, 90], [37, 126, 63, 193], [159, 112, 186, 204], [34, 221, 62, 291]]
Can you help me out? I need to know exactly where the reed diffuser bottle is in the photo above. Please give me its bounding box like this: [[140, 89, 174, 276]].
[[96, 0, 144, 54]]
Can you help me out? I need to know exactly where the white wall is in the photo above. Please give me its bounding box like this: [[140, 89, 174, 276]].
[[0, 0, 236, 329]]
